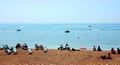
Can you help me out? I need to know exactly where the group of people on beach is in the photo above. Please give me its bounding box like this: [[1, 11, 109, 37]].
[[93, 45, 102, 51], [92, 46, 112, 60], [58, 43, 70, 50], [35, 44, 48, 53], [0, 43, 48, 55], [0, 43, 32, 55], [3, 45, 17, 55], [93, 45, 120, 54], [1, 43, 120, 59], [110, 48, 120, 54], [92, 46, 120, 60], [100, 53, 112, 60], [58, 43, 80, 51]]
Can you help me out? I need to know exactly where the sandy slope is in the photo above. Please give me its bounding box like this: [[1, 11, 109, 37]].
[[0, 49, 120, 65]]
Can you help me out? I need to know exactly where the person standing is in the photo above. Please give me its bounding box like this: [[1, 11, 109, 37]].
[[93, 46, 96, 51]]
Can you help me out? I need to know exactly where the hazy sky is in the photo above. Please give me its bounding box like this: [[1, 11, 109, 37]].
[[0, 0, 120, 23]]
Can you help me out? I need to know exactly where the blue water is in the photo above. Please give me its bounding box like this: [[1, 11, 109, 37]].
[[0, 23, 120, 50]]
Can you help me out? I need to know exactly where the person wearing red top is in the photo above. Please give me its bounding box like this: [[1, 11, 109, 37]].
[[39, 45, 44, 50], [111, 48, 116, 54]]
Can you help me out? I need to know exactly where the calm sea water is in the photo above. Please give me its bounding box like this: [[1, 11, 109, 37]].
[[0, 23, 120, 50]]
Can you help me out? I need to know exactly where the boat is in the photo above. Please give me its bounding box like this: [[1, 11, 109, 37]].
[[16, 29, 21, 32], [65, 30, 70, 33]]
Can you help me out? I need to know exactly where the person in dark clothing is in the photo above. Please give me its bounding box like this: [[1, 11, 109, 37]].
[[6, 48, 11, 55], [58, 44, 64, 50], [3, 45, 8, 50], [101, 55, 106, 60], [65, 43, 70, 50], [22, 43, 28, 50], [107, 53, 112, 59], [35, 44, 39, 50], [101, 53, 112, 60], [16, 43, 21, 48], [117, 48, 120, 54], [97, 45, 102, 51], [72, 48, 77, 51]]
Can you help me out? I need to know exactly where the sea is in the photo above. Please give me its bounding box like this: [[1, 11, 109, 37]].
[[0, 23, 120, 50]]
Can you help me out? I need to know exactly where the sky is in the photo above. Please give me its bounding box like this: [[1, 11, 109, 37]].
[[0, 0, 120, 23]]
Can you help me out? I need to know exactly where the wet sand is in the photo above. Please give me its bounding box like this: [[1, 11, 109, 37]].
[[0, 49, 120, 65]]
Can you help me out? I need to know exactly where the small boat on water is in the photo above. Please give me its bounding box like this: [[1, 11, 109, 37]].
[[16, 29, 21, 32], [65, 30, 70, 33], [88, 25, 92, 27]]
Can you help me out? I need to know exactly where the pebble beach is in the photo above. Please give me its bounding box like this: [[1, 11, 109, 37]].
[[0, 49, 120, 65]]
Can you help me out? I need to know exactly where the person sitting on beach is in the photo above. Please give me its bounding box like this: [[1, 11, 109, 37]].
[[35, 44, 39, 50], [107, 53, 112, 59], [93, 46, 96, 51], [72, 48, 79, 51], [117, 48, 120, 54], [100, 53, 112, 60], [3, 45, 8, 50], [100, 55, 106, 60], [22, 43, 28, 50], [111, 48, 116, 54], [5, 46, 13, 55], [16, 43, 21, 49], [69, 47, 80, 51], [97, 45, 102, 51], [39, 45, 44, 50], [6, 48, 12, 55], [65, 43, 70, 50], [9, 46, 13, 52], [13, 47, 17, 55], [44, 47, 48, 53], [58, 44, 64, 50], [71, 48, 76, 51], [28, 48, 32, 55]]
